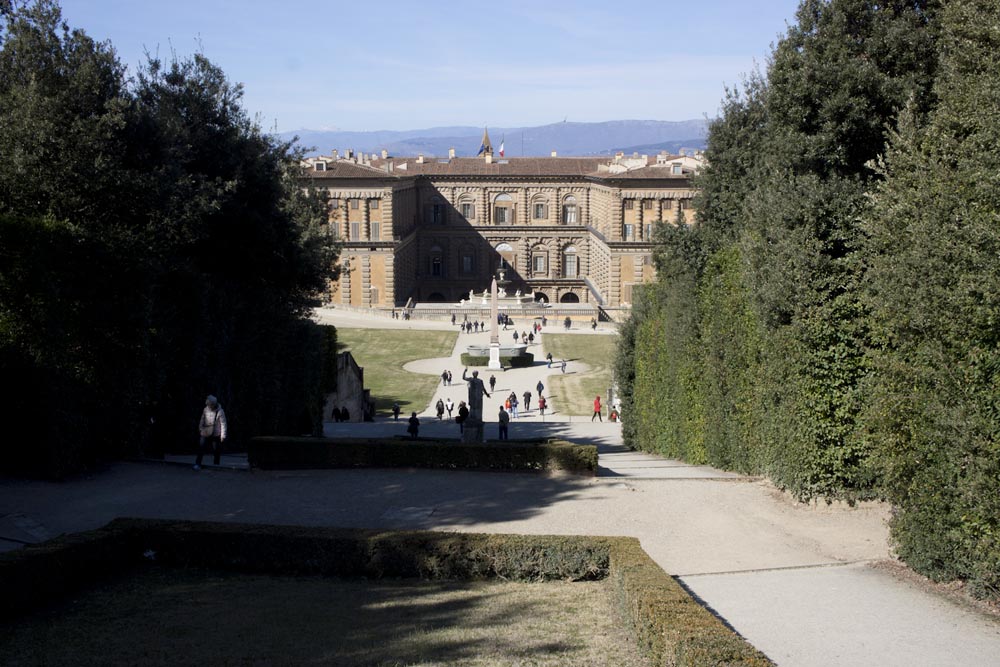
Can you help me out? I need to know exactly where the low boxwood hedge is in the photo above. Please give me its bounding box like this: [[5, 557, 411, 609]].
[[247, 436, 597, 475], [0, 519, 772, 665], [460, 352, 534, 368]]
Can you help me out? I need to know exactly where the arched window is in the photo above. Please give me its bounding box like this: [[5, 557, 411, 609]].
[[531, 244, 548, 276], [562, 195, 578, 225], [562, 245, 578, 278], [460, 245, 475, 274], [531, 195, 549, 221], [496, 242, 516, 272], [458, 195, 476, 221], [494, 193, 513, 225], [429, 244, 444, 277], [431, 196, 445, 224]]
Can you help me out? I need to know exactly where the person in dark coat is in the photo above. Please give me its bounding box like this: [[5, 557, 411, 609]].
[[407, 412, 420, 438], [498, 405, 510, 440], [392, 402, 401, 421], [456, 401, 469, 433], [341, 406, 350, 421], [436, 398, 445, 420], [332, 406, 342, 422]]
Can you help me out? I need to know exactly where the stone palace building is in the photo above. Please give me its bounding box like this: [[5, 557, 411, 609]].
[[302, 131, 701, 313]]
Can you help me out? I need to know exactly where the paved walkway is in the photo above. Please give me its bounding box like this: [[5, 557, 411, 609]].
[[2, 307, 998, 666]]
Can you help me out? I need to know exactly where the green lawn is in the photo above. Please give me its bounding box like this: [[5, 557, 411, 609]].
[[543, 333, 618, 416], [337, 328, 457, 416]]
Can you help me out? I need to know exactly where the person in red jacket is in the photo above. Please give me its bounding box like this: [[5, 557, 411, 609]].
[[592, 395, 602, 422]]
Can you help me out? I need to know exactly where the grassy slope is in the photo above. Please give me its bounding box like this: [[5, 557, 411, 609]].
[[337, 328, 457, 416], [543, 333, 618, 416]]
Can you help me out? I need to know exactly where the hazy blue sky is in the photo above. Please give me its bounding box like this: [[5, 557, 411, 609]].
[[59, 0, 802, 132]]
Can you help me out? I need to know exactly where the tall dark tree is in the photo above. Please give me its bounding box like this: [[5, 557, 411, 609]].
[[0, 1, 339, 476]]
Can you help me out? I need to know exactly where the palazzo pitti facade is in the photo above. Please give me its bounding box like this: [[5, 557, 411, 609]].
[[303, 138, 701, 311]]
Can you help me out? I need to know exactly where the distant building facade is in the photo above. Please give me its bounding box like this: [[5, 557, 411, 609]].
[[303, 133, 701, 310]]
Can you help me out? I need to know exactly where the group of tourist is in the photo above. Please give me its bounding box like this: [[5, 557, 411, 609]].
[[512, 330, 536, 344], [544, 352, 568, 373]]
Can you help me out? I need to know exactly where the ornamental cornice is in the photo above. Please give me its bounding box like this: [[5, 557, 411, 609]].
[[619, 190, 694, 199], [325, 189, 386, 199]]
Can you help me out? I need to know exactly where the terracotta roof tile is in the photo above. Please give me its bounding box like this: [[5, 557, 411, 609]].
[[303, 155, 695, 181]]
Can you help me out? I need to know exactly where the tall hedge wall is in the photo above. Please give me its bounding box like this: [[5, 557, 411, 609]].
[[616, 0, 1000, 599]]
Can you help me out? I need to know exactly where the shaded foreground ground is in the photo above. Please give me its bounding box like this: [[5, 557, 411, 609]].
[[1, 567, 649, 667]]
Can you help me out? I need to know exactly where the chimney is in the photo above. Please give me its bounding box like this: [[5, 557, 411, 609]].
[[448, 147, 456, 159], [485, 153, 493, 164], [381, 149, 388, 159], [551, 150, 558, 157], [416, 154, 424, 164], [345, 148, 353, 159], [332, 149, 339, 159]]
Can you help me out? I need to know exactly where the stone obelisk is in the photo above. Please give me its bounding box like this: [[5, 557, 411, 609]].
[[488, 276, 502, 370]]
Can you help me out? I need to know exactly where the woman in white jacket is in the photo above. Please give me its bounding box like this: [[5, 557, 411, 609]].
[[194, 395, 227, 470]]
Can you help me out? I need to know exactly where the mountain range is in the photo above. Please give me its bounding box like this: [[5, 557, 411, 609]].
[[281, 119, 709, 158]]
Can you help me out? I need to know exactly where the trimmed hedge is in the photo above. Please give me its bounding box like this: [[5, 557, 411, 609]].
[[0, 519, 772, 666], [460, 352, 535, 368], [607, 539, 771, 666], [247, 436, 597, 475]]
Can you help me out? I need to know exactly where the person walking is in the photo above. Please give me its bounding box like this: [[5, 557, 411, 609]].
[[436, 398, 445, 420], [564, 316, 571, 330], [528, 332, 534, 344], [194, 395, 227, 470], [407, 412, 420, 438], [498, 404, 510, 440], [592, 395, 603, 422], [451, 313, 456, 326], [536, 380, 544, 396], [442, 370, 449, 386], [591, 317, 597, 330], [561, 360, 567, 373], [489, 375, 497, 393], [511, 395, 519, 419], [546, 352, 553, 368], [447, 370, 453, 385], [445, 397, 454, 420], [392, 402, 401, 421], [523, 391, 532, 413], [513, 330, 519, 343], [457, 401, 469, 433], [538, 395, 547, 416]]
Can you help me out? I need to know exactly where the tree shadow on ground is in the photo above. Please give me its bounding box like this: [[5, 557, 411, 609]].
[[1, 567, 645, 666]]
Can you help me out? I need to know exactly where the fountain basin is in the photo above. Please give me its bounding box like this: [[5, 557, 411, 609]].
[[466, 344, 529, 357]]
